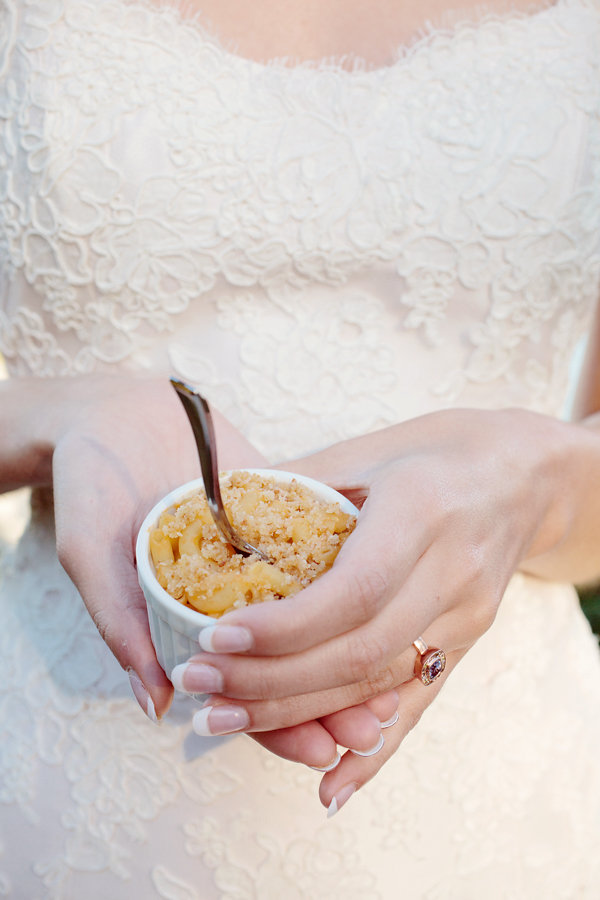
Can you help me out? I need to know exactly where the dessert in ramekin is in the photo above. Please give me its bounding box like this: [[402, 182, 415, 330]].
[[136, 469, 358, 679]]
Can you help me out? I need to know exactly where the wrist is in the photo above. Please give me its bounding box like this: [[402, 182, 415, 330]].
[[519, 411, 600, 581], [0, 374, 159, 490], [0, 377, 58, 490]]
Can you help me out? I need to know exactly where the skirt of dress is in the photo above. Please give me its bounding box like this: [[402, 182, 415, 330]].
[[1, 489, 600, 900]]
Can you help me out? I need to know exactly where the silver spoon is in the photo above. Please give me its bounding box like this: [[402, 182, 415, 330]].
[[170, 377, 270, 562]]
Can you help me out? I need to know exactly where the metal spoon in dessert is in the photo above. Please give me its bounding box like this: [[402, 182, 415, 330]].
[[170, 377, 270, 562]]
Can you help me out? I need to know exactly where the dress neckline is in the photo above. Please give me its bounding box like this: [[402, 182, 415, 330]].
[[117, 0, 569, 78]]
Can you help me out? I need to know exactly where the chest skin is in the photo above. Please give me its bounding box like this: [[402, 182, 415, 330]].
[[145, 0, 558, 68]]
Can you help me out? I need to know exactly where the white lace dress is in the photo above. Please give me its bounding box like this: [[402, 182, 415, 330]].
[[1, 1, 600, 897]]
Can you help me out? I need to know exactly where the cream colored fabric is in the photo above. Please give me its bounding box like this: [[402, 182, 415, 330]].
[[1, 1, 600, 896]]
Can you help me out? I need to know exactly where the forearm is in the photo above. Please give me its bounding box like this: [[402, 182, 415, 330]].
[[520, 412, 600, 586]]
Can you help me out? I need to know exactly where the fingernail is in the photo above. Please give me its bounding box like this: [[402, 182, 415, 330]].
[[327, 782, 358, 818], [192, 705, 250, 736], [171, 663, 224, 694], [128, 669, 159, 724], [381, 711, 399, 729], [350, 734, 384, 757], [309, 752, 341, 773], [198, 625, 253, 653]]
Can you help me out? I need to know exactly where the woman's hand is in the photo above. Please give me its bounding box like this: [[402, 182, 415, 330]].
[[171, 407, 598, 808], [45, 375, 266, 719]]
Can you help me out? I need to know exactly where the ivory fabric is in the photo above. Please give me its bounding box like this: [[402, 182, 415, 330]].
[[1, 1, 600, 896]]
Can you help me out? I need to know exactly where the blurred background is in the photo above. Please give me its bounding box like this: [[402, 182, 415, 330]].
[[0, 355, 33, 563], [580, 586, 600, 637], [0, 353, 598, 637]]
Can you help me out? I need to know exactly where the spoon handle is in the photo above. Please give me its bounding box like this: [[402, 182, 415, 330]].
[[170, 378, 268, 560]]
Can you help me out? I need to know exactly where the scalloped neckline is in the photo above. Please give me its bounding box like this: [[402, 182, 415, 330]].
[[118, 0, 568, 77]]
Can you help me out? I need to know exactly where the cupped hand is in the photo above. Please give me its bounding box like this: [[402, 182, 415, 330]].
[[172, 407, 574, 807], [50, 375, 266, 719]]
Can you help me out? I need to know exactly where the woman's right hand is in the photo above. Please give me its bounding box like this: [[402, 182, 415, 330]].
[[15, 374, 266, 720]]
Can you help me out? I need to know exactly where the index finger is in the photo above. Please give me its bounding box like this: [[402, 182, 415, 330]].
[[53, 485, 173, 719]]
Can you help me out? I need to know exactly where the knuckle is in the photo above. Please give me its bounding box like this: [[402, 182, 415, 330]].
[[468, 593, 499, 637], [91, 605, 113, 648], [364, 664, 397, 699], [245, 660, 282, 701], [404, 702, 425, 735], [347, 632, 389, 683], [353, 661, 397, 702], [458, 543, 487, 588], [417, 474, 454, 530], [345, 565, 391, 623]]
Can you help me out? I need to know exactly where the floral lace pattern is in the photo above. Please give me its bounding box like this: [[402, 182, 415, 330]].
[[1, 1, 600, 897], [1, 0, 600, 451]]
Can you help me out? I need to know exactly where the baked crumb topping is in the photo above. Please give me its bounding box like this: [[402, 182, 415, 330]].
[[149, 471, 356, 616]]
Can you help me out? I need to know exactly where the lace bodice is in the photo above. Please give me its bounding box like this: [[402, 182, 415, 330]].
[[2, 3, 600, 899], [1, 0, 600, 458]]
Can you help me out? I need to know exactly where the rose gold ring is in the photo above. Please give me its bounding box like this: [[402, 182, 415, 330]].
[[413, 637, 446, 686]]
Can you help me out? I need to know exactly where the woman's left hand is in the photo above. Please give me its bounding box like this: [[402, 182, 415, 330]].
[[173, 407, 591, 810]]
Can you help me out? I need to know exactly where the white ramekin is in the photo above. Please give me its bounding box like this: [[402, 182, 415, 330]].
[[135, 468, 359, 680]]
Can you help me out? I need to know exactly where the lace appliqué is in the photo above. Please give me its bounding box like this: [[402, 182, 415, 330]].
[[0, 0, 599, 428], [183, 811, 382, 900]]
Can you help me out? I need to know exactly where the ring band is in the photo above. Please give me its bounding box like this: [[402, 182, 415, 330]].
[[412, 637, 446, 685]]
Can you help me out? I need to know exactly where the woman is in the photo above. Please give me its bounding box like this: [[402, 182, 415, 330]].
[[1, 0, 600, 896]]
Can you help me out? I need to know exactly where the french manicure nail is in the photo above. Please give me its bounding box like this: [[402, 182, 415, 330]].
[[192, 705, 250, 736], [327, 782, 358, 818], [171, 662, 224, 694], [128, 669, 159, 723], [309, 752, 341, 773], [198, 625, 253, 653], [381, 711, 399, 729], [350, 734, 384, 757]]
